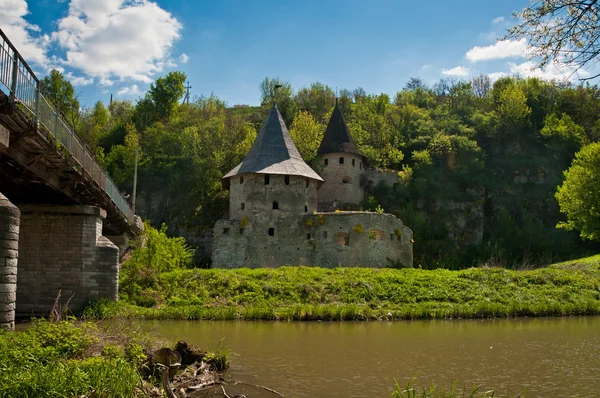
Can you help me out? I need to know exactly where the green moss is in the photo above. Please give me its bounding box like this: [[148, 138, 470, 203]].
[[353, 224, 364, 234]]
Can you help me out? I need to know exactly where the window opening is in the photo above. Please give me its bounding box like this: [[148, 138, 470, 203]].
[[360, 162, 362, 169], [223, 228, 230, 235], [273, 201, 279, 210], [285, 175, 290, 185], [306, 178, 309, 188], [339, 157, 344, 164], [304, 205, 308, 212], [324, 159, 329, 166], [268, 227, 275, 236], [352, 159, 355, 167], [240, 228, 244, 234], [240, 176, 244, 184], [307, 233, 311, 240], [343, 176, 352, 184], [323, 231, 328, 239], [241, 203, 245, 210], [265, 174, 270, 185]]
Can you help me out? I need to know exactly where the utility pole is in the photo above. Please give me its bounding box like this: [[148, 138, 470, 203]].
[[183, 81, 192, 104], [132, 146, 138, 214]]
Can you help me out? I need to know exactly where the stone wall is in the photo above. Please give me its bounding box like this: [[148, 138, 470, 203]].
[[16, 205, 119, 317], [316, 153, 364, 210], [212, 211, 412, 268], [229, 173, 318, 220], [0, 193, 19, 330], [363, 168, 399, 190]]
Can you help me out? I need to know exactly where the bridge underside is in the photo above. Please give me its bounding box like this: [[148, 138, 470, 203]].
[[0, 91, 130, 236]]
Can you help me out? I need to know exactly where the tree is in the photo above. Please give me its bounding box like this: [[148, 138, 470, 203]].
[[289, 111, 324, 162], [404, 77, 427, 91], [148, 71, 187, 121], [258, 77, 296, 125], [294, 82, 336, 124], [506, 0, 600, 79], [555, 142, 600, 241], [472, 74, 491, 98], [41, 69, 80, 126]]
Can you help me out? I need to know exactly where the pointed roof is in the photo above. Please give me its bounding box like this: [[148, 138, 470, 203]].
[[317, 99, 363, 156], [223, 104, 323, 185]]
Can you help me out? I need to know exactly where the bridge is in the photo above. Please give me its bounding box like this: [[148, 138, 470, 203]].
[[0, 29, 141, 330]]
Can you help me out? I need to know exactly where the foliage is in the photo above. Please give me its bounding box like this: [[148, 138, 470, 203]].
[[119, 223, 195, 306], [0, 320, 142, 398], [391, 377, 522, 398], [54, 68, 600, 268], [555, 142, 600, 241], [506, 0, 600, 79], [41, 69, 80, 126]]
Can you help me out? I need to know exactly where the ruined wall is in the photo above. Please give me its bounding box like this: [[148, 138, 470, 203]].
[[317, 153, 364, 210], [229, 173, 318, 220], [363, 168, 399, 190], [0, 193, 19, 330], [16, 205, 119, 317], [212, 211, 412, 268]]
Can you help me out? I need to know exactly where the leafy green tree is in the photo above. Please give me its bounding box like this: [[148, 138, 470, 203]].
[[41, 69, 80, 126], [289, 111, 324, 162], [295, 82, 336, 124], [258, 77, 296, 125], [78, 101, 110, 147], [555, 142, 600, 241]]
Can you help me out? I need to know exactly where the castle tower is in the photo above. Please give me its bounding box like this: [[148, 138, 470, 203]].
[[222, 104, 323, 220], [316, 99, 364, 211]]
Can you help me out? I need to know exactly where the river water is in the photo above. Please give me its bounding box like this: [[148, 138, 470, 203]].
[[137, 317, 600, 397]]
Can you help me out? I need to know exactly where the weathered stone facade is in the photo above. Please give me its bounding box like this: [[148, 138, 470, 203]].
[[213, 211, 412, 268], [0, 193, 19, 330], [16, 205, 119, 317], [316, 152, 365, 211], [212, 103, 413, 269]]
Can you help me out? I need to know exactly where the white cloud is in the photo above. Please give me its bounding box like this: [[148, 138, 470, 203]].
[[179, 53, 189, 64], [117, 84, 141, 96], [0, 0, 50, 65], [442, 66, 470, 77], [488, 72, 508, 81], [65, 71, 93, 86], [466, 38, 529, 62], [492, 16, 505, 24], [54, 0, 182, 83], [507, 60, 589, 81]]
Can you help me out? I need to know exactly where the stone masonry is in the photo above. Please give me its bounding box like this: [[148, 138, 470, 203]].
[[16, 205, 119, 317], [212, 103, 413, 269], [0, 193, 19, 330]]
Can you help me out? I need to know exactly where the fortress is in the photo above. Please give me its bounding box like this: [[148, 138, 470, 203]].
[[212, 101, 413, 268]]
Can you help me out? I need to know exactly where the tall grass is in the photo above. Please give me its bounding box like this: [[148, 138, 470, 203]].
[[104, 257, 600, 321], [391, 377, 526, 398]]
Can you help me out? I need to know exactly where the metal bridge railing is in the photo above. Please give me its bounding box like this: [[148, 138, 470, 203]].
[[0, 29, 134, 222]]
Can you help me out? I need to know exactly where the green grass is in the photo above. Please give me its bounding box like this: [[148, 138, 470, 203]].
[[94, 255, 600, 321]]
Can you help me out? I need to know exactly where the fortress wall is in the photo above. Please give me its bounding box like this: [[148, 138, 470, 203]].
[[212, 211, 412, 269]]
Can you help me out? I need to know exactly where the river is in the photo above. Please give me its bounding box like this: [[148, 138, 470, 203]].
[[136, 317, 600, 397]]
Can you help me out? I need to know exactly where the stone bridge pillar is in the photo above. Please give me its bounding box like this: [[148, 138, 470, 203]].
[[16, 205, 119, 317], [0, 193, 19, 330]]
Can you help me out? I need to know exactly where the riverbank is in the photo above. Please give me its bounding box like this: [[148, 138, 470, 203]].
[[0, 319, 228, 398], [88, 255, 600, 321]]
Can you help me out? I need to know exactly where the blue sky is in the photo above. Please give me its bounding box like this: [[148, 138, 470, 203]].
[[1, 0, 593, 108]]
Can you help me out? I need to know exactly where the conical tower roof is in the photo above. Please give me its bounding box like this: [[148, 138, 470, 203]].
[[317, 99, 362, 156], [223, 104, 323, 185]]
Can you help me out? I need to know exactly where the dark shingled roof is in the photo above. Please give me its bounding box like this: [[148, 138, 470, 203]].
[[317, 99, 363, 156], [223, 104, 324, 185]]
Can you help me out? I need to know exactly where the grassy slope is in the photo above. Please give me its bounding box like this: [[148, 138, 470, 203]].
[[104, 256, 600, 321]]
